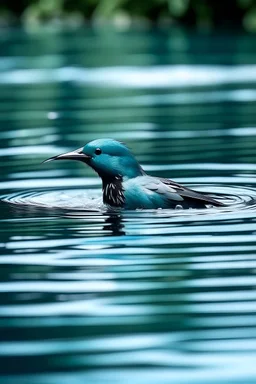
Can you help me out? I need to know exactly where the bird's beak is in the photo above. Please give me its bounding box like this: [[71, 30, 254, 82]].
[[42, 147, 91, 164]]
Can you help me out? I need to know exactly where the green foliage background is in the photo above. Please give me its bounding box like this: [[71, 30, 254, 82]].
[[1, 0, 256, 30]]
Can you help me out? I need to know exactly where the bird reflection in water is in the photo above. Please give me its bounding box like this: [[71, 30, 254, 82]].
[[103, 214, 125, 236]]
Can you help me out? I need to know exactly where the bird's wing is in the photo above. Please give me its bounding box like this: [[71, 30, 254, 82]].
[[139, 177, 184, 203], [157, 177, 224, 207], [124, 176, 224, 209]]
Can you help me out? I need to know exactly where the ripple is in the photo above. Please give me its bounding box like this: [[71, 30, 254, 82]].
[[1, 65, 256, 89], [1, 184, 256, 217], [1, 189, 104, 211]]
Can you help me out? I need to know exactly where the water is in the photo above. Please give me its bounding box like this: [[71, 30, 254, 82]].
[[1, 27, 256, 384]]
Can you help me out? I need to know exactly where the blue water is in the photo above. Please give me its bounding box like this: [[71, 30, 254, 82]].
[[1, 27, 256, 384]]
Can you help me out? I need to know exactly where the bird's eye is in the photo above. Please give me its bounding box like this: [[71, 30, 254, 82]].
[[95, 148, 102, 155]]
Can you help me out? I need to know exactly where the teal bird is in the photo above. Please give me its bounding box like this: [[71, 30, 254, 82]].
[[44, 139, 224, 210]]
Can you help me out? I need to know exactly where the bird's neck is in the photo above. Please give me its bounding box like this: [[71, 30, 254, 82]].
[[102, 176, 125, 208]]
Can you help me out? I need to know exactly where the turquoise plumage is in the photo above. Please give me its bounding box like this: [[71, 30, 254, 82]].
[[44, 139, 223, 210]]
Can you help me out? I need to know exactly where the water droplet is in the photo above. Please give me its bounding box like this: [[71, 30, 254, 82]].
[[47, 111, 59, 120]]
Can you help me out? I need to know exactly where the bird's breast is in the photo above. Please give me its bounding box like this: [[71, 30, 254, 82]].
[[102, 179, 125, 207]]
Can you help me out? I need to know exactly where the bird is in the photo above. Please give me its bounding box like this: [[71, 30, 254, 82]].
[[43, 138, 224, 210]]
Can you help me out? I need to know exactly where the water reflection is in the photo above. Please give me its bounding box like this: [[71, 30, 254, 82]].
[[1, 27, 256, 384], [102, 215, 125, 236]]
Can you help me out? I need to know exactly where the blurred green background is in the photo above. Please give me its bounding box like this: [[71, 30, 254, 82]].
[[1, 0, 256, 31]]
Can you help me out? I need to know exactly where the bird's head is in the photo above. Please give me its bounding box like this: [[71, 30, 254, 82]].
[[44, 139, 144, 180]]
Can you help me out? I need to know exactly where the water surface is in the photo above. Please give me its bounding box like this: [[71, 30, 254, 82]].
[[1, 27, 256, 384]]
